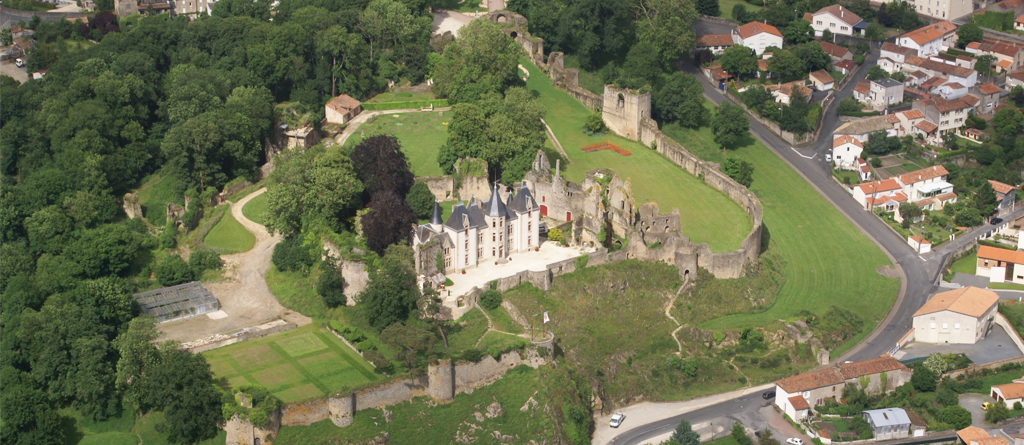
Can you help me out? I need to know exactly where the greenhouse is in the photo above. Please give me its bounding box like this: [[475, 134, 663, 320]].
[[133, 281, 220, 323]]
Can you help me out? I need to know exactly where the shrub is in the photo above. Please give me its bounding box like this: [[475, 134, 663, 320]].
[[986, 402, 1010, 423], [870, 156, 882, 167], [155, 255, 195, 286], [406, 182, 436, 220], [316, 264, 347, 308], [460, 348, 484, 362], [272, 233, 315, 272], [584, 111, 607, 135], [160, 222, 178, 248], [479, 289, 502, 310], [912, 365, 937, 392], [547, 227, 564, 242], [937, 388, 959, 407], [837, 98, 861, 114], [189, 249, 221, 275]]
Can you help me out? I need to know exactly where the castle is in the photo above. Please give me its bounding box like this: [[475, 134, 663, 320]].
[[413, 183, 541, 274]]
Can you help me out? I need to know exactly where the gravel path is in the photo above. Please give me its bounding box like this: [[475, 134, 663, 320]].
[[158, 188, 312, 343]]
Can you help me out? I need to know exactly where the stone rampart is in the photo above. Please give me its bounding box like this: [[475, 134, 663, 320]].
[[416, 176, 454, 202], [354, 375, 430, 410], [280, 398, 329, 426]]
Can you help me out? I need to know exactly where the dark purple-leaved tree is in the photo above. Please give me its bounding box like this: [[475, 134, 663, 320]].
[[362, 190, 417, 256], [351, 134, 415, 202]]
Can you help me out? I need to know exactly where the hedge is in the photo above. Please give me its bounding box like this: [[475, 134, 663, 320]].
[[979, 239, 1016, 250], [361, 99, 450, 111], [838, 110, 880, 117], [937, 148, 970, 160]]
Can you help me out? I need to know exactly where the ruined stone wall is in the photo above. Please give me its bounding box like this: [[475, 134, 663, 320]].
[[122, 193, 142, 219], [602, 85, 652, 141], [427, 359, 455, 403], [417, 176, 455, 202], [354, 375, 430, 411], [342, 260, 368, 302], [453, 351, 537, 395], [457, 175, 491, 201], [280, 398, 329, 426]]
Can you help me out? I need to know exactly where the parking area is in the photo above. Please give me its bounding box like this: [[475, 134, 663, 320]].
[[959, 393, 991, 428], [0, 58, 29, 83], [895, 323, 1023, 364]]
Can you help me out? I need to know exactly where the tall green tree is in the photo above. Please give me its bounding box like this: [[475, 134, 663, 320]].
[[723, 158, 755, 187], [636, 0, 699, 68], [431, 19, 523, 103], [654, 72, 707, 128], [712, 102, 749, 148], [144, 344, 223, 444], [265, 144, 364, 234], [697, 0, 720, 17], [114, 316, 161, 417], [793, 42, 831, 73], [719, 45, 758, 79], [361, 245, 420, 331], [671, 418, 700, 445], [784, 20, 814, 45], [767, 50, 804, 80], [957, 22, 983, 47]]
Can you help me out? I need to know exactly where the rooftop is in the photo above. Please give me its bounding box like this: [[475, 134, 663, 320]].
[[900, 21, 956, 45], [814, 4, 863, 26], [873, 77, 904, 88], [898, 165, 949, 185], [133, 281, 220, 322], [835, 115, 892, 136], [913, 286, 1000, 318], [737, 21, 782, 39], [864, 408, 912, 427], [696, 34, 736, 47]]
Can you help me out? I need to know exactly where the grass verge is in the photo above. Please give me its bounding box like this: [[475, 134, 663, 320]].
[[241, 192, 269, 226], [346, 111, 450, 177], [990, 282, 1024, 291], [203, 211, 255, 253], [522, 59, 751, 252]]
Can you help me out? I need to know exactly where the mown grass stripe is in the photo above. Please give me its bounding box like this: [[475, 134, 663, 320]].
[[266, 342, 330, 394], [312, 331, 377, 381]]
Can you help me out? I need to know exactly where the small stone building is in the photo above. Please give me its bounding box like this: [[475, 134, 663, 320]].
[[912, 286, 999, 344], [325, 94, 362, 125]]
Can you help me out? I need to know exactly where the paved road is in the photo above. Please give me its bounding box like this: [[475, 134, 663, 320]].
[[607, 43, 1024, 445]]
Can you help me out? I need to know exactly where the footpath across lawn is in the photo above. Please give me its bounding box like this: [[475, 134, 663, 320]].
[[522, 60, 752, 252], [662, 101, 898, 355]]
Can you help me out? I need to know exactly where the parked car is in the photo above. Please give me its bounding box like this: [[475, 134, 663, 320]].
[[15, 58, 24, 67], [762, 390, 775, 399], [610, 412, 626, 428], [538, 223, 548, 235], [982, 402, 994, 410], [991, 218, 1003, 225], [787, 438, 804, 445], [825, 153, 832, 162]]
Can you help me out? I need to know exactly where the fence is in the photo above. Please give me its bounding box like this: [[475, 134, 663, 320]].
[[360, 99, 450, 111]]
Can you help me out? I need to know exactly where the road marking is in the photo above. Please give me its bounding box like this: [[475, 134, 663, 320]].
[[789, 147, 815, 159]]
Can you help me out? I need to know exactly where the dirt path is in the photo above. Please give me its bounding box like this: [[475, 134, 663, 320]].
[[158, 188, 312, 343]]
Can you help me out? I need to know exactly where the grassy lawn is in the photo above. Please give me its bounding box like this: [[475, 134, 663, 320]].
[[522, 59, 751, 252], [274, 365, 558, 444], [719, 0, 763, 20], [832, 169, 859, 186], [364, 90, 435, 104], [203, 211, 255, 253], [241, 192, 268, 226], [562, 54, 607, 95], [346, 111, 450, 177], [707, 436, 744, 445], [950, 254, 977, 276], [202, 323, 379, 403], [484, 305, 524, 334], [63, 403, 226, 445], [134, 169, 180, 225], [990, 282, 1024, 291], [445, 308, 490, 352], [661, 101, 898, 355]]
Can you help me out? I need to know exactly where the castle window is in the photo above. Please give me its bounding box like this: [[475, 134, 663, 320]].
[[492, 248, 496, 256], [500, 220, 503, 227], [542, 196, 545, 202], [478, 247, 483, 257], [465, 254, 469, 264], [492, 221, 496, 228], [528, 222, 532, 231], [493, 234, 496, 242], [499, 247, 503, 257], [617, 93, 625, 108]]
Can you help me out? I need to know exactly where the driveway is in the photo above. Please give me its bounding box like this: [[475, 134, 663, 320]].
[[960, 393, 991, 428], [432, 9, 473, 36], [0, 58, 28, 83], [895, 324, 1023, 364]]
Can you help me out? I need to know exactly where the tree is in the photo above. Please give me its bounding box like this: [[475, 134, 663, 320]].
[[865, 23, 886, 42], [361, 245, 420, 331], [732, 422, 753, 445], [975, 54, 996, 76], [733, 4, 750, 23], [937, 388, 960, 407], [406, 182, 436, 220], [352, 134, 415, 201], [838, 98, 861, 114], [362, 189, 417, 256], [758, 429, 781, 445], [899, 203, 923, 221], [793, 42, 831, 73], [265, 144, 364, 234], [720, 45, 758, 79], [867, 65, 888, 81], [271, 233, 315, 272], [145, 345, 222, 444], [636, 0, 699, 68], [866, 130, 901, 155], [974, 181, 998, 215], [958, 22, 983, 47], [697, 0, 720, 16], [986, 402, 1010, 423], [671, 418, 700, 445], [937, 405, 970, 429], [358, 0, 430, 63], [784, 20, 814, 45], [0, 27, 11, 46], [654, 72, 707, 127], [712, 102, 749, 148], [66, 224, 146, 279], [479, 289, 502, 310], [317, 262, 347, 308], [584, 111, 607, 134], [1010, 85, 1024, 106], [189, 249, 221, 277], [114, 316, 161, 417], [911, 361, 937, 392], [431, 19, 522, 103], [723, 158, 755, 187], [155, 255, 195, 286], [779, 89, 810, 133], [0, 383, 64, 445], [380, 323, 436, 370], [620, 41, 662, 87], [955, 207, 983, 227], [821, 29, 833, 42], [767, 50, 804, 80], [761, 1, 796, 27]]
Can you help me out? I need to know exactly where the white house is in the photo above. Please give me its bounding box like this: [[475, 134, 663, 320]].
[[879, 42, 918, 73], [832, 135, 863, 170], [976, 245, 1024, 285], [736, 21, 783, 55], [853, 178, 907, 212], [774, 357, 912, 420], [897, 21, 957, 57], [810, 5, 864, 36], [912, 287, 999, 344], [898, 165, 957, 206], [809, 69, 835, 91], [695, 33, 740, 55], [992, 382, 1024, 408], [909, 235, 932, 253]]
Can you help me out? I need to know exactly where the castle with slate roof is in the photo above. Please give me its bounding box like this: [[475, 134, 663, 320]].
[[413, 183, 541, 274]]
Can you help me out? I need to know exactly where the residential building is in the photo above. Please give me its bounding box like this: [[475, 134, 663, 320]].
[[857, 158, 872, 181], [900, 165, 955, 202], [909, 235, 932, 253], [906, 70, 930, 87], [836, 59, 856, 75], [834, 115, 895, 142], [863, 408, 913, 440], [695, 33, 740, 55], [853, 179, 907, 212], [820, 40, 853, 65], [990, 180, 1018, 214], [866, 78, 905, 110], [913, 97, 973, 134], [956, 54, 978, 69], [114, 0, 138, 18], [175, 0, 217, 16], [959, 426, 1010, 445], [325, 94, 362, 125], [774, 357, 912, 419], [991, 381, 1024, 407], [832, 135, 864, 170], [977, 245, 1024, 284], [932, 81, 968, 100], [912, 286, 999, 344], [887, 109, 927, 138], [809, 69, 835, 91], [1017, 13, 1024, 31], [810, 5, 865, 37], [897, 0, 975, 20], [976, 83, 1002, 114], [879, 42, 918, 73], [1007, 69, 1024, 90], [904, 55, 978, 87], [897, 21, 958, 57], [853, 165, 957, 211], [412, 184, 541, 274], [974, 40, 1024, 72], [736, 22, 783, 55], [767, 81, 812, 104]]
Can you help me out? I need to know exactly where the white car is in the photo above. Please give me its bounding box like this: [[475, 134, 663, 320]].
[[15, 58, 24, 68], [610, 412, 626, 428], [824, 153, 832, 162], [787, 438, 804, 445]]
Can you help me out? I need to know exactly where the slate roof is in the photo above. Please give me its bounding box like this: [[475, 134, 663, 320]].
[[483, 184, 508, 217], [444, 201, 487, 231], [430, 201, 443, 225], [507, 184, 540, 213], [913, 286, 999, 318]]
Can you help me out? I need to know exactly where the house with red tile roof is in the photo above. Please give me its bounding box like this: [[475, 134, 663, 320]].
[[897, 21, 957, 57], [810, 5, 865, 37], [991, 380, 1024, 407], [832, 135, 864, 171], [819, 40, 853, 65], [904, 55, 978, 87], [913, 287, 1000, 343], [889, 109, 927, 138], [695, 33, 740, 55], [1007, 69, 1024, 90], [774, 357, 912, 420], [913, 97, 974, 136], [736, 22, 783, 55], [835, 59, 856, 75], [853, 165, 957, 213], [879, 42, 917, 73]]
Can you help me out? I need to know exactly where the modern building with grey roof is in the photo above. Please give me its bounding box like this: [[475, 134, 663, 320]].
[[863, 408, 913, 440], [412, 183, 541, 277], [133, 281, 219, 323]]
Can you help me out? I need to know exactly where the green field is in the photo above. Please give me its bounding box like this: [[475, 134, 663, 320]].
[[347, 111, 450, 177], [202, 324, 379, 403], [364, 90, 435, 103], [720, 0, 763, 20], [242, 192, 269, 226], [662, 101, 897, 354], [522, 60, 751, 252], [950, 254, 978, 276], [135, 169, 180, 225], [203, 211, 255, 253]]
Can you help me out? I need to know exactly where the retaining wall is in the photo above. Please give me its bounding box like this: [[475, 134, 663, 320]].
[[995, 312, 1024, 354], [187, 323, 298, 353]]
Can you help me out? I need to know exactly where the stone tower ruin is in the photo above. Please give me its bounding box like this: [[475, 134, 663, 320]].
[[602, 86, 651, 141]]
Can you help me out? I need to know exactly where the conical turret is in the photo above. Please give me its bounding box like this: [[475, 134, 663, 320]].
[[429, 200, 443, 231]]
